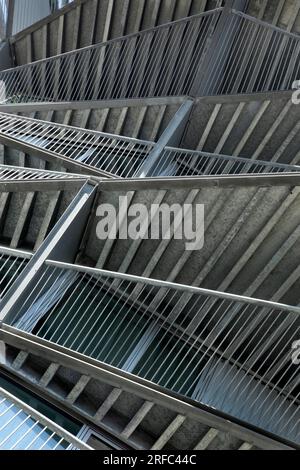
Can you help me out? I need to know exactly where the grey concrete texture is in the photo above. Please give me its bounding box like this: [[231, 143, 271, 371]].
[[181, 96, 300, 166], [82, 180, 300, 306], [12, 0, 222, 64]]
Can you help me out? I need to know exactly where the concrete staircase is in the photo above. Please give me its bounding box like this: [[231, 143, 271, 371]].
[[0, 174, 86, 251], [0, 323, 293, 450], [0, 0, 299, 449]]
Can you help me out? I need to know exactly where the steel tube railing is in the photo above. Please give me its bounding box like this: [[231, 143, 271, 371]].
[[0, 9, 222, 102], [0, 9, 299, 102], [0, 113, 299, 178], [201, 10, 300, 95], [0, 112, 155, 177], [0, 163, 85, 180], [6, 259, 300, 444], [149, 146, 300, 177], [0, 387, 91, 450], [0, 249, 30, 298]]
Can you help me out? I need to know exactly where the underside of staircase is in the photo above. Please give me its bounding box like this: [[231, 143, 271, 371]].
[[0, 0, 299, 451]]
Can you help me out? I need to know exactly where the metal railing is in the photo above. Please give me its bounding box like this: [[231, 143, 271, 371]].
[[148, 146, 300, 177], [7, 260, 300, 444], [0, 163, 85, 180], [0, 248, 30, 298], [0, 386, 91, 449], [0, 113, 155, 177], [0, 9, 221, 102], [0, 8, 299, 102], [0, 113, 299, 178], [200, 10, 300, 95]]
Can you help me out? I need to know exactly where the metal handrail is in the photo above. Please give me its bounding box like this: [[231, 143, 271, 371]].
[[0, 386, 92, 449], [199, 10, 300, 95], [0, 8, 299, 101], [149, 146, 300, 177], [6, 259, 300, 444], [0, 249, 29, 298], [0, 10, 222, 102], [0, 112, 299, 178], [0, 163, 86, 180], [0, 112, 155, 177]]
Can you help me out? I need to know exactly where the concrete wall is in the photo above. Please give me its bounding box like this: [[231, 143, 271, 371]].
[[0, 41, 12, 70]]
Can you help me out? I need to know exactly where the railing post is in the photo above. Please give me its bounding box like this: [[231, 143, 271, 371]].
[[137, 99, 194, 177], [190, 0, 248, 96]]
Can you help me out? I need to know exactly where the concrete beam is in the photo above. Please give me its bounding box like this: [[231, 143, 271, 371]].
[[137, 99, 194, 177], [0, 97, 187, 113], [0, 179, 89, 193], [97, 173, 300, 191]]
